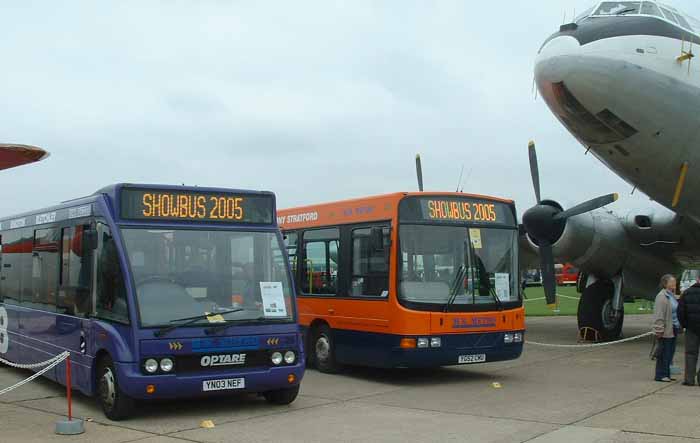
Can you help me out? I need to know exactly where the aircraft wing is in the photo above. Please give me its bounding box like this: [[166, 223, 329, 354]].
[[0, 144, 49, 171]]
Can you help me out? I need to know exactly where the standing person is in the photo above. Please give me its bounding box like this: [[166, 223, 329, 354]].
[[653, 274, 681, 382], [679, 277, 700, 386]]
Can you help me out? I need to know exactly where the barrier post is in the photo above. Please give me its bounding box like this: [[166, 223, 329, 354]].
[[66, 355, 72, 421], [55, 353, 84, 435]]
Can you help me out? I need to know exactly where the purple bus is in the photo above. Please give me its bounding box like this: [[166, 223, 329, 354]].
[[0, 184, 304, 420]]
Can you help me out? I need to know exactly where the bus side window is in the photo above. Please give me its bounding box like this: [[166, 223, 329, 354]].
[[95, 224, 129, 324], [32, 228, 60, 310], [301, 228, 340, 295], [350, 227, 389, 297], [58, 225, 94, 317], [0, 230, 22, 305]]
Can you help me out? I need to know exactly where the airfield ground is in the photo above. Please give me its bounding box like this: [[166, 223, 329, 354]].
[[1, 315, 698, 442], [524, 286, 654, 316]]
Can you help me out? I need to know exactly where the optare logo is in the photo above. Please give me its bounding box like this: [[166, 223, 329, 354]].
[[200, 354, 247, 367]]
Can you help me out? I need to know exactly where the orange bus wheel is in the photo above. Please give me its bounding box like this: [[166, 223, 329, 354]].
[[312, 324, 341, 374]]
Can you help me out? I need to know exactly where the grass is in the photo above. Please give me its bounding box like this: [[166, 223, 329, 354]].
[[523, 285, 654, 317]]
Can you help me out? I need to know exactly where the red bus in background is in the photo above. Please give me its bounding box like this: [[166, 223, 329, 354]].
[[555, 263, 579, 286]]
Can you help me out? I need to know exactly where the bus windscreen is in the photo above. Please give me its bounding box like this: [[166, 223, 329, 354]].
[[120, 188, 274, 224], [399, 196, 515, 226]]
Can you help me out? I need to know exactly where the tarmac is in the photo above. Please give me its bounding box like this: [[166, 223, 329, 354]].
[[1, 314, 699, 443]]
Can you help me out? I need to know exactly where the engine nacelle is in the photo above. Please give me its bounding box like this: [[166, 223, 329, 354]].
[[525, 207, 681, 298], [552, 209, 627, 279]]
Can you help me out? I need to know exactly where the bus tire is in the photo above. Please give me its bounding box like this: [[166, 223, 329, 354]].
[[263, 385, 300, 405], [312, 324, 340, 373], [96, 355, 134, 421]]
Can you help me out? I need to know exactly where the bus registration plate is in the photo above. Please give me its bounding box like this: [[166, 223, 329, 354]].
[[458, 354, 486, 364], [203, 378, 245, 392]]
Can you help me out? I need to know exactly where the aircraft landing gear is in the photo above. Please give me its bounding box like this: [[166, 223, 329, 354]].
[[577, 278, 624, 341]]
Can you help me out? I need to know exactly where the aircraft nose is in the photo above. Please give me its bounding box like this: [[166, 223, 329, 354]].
[[534, 32, 628, 147], [535, 35, 581, 86]]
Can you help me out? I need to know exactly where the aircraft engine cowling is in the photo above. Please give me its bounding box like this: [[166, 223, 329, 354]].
[[552, 209, 627, 279]]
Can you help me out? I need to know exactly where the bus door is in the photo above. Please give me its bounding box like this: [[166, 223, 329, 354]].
[[300, 228, 341, 323], [339, 225, 392, 361], [51, 224, 96, 389]]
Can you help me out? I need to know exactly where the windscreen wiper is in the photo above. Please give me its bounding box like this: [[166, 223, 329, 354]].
[[614, 8, 637, 16], [154, 308, 244, 338], [443, 265, 467, 312], [488, 286, 504, 311], [204, 316, 290, 335]]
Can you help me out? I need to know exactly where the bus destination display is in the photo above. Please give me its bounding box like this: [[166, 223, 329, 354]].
[[120, 189, 274, 224], [399, 196, 515, 226]]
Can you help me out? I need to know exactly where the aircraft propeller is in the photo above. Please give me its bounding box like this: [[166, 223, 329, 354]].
[[521, 141, 618, 306]]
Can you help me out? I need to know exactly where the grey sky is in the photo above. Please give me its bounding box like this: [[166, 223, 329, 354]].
[[2, 1, 699, 218]]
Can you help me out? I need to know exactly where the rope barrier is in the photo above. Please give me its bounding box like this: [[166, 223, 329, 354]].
[[0, 351, 70, 396], [525, 331, 654, 348]]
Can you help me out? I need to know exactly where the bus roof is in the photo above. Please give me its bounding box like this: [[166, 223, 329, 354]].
[[277, 191, 514, 230], [0, 183, 277, 231]]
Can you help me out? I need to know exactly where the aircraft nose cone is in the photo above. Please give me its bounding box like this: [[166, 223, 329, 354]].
[[535, 35, 581, 85]]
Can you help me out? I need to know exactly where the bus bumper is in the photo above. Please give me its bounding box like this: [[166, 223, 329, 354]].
[[113, 362, 305, 400], [388, 331, 525, 368]]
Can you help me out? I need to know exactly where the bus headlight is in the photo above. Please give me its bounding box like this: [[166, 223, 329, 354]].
[[160, 358, 174, 372], [144, 358, 159, 374], [284, 351, 296, 364], [514, 332, 523, 343], [417, 338, 429, 348], [504, 333, 514, 344], [271, 352, 283, 365], [430, 337, 441, 348]]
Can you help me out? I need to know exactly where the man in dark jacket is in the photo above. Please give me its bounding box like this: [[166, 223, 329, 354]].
[[679, 278, 700, 386]]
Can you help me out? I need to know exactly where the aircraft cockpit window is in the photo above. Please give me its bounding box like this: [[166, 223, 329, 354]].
[[673, 12, 691, 30], [594, 2, 641, 16], [689, 17, 700, 32], [639, 1, 662, 18], [660, 7, 679, 24], [575, 6, 595, 22]]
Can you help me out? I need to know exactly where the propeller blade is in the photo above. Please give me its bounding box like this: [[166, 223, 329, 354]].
[[554, 193, 618, 220], [539, 240, 557, 306], [528, 141, 542, 204], [415, 154, 424, 192]]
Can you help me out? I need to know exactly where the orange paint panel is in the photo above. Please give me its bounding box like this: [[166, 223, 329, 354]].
[[278, 191, 513, 230], [429, 307, 525, 334]]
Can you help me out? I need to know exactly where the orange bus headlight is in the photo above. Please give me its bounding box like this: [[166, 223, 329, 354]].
[[400, 338, 416, 349]]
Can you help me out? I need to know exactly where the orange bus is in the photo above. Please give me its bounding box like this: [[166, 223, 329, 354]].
[[277, 192, 524, 372]]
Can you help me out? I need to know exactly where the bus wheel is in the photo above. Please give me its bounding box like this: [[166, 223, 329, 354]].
[[97, 355, 134, 421], [312, 324, 340, 373], [263, 385, 300, 405]]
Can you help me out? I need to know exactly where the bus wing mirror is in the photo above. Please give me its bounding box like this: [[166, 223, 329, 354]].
[[83, 229, 99, 251], [371, 227, 384, 252]]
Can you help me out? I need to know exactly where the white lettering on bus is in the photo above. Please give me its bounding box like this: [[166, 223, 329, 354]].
[[200, 354, 247, 367], [282, 212, 319, 225], [9, 218, 26, 229], [35, 212, 57, 225], [68, 205, 92, 219]]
